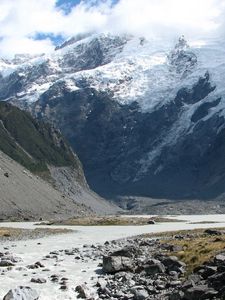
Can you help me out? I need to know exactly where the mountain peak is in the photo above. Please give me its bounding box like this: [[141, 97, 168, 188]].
[[175, 35, 189, 52], [55, 32, 92, 50], [168, 36, 197, 76]]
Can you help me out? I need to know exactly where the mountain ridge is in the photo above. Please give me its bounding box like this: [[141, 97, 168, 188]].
[[1, 33, 225, 202]]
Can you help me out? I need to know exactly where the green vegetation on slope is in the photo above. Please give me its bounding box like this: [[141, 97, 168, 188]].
[[0, 102, 80, 174]]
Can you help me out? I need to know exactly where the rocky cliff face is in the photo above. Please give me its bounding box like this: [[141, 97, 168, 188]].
[[0, 33, 225, 201], [0, 101, 86, 185]]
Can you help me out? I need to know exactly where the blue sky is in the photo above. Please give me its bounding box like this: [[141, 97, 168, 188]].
[[56, 0, 81, 14], [56, 1, 119, 14]]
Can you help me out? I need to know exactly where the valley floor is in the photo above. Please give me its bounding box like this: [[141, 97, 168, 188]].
[[1, 215, 225, 299]]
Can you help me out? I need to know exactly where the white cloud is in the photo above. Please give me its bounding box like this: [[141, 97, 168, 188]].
[[107, 0, 225, 38], [0, 37, 54, 57], [0, 0, 225, 57]]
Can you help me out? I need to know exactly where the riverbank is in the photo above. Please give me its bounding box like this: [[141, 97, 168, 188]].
[[1, 215, 225, 299], [0, 227, 72, 242]]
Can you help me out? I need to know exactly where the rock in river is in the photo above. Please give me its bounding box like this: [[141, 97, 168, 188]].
[[3, 286, 39, 300]]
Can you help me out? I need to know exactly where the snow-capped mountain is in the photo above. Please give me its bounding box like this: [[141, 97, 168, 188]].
[[1, 33, 225, 200], [0, 34, 213, 108]]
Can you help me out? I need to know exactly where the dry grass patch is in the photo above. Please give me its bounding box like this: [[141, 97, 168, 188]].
[[42, 216, 184, 226], [158, 228, 225, 275]]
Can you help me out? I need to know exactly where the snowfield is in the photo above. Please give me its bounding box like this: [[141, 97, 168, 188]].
[[1, 215, 225, 299], [1, 33, 225, 114]]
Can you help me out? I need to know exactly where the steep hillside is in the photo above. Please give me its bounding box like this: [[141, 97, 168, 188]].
[[0, 102, 119, 214], [0, 150, 91, 220], [0, 102, 84, 180]]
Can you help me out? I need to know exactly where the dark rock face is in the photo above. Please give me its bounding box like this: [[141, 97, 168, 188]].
[[174, 72, 215, 105], [1, 34, 225, 202], [0, 72, 24, 99], [31, 68, 225, 200]]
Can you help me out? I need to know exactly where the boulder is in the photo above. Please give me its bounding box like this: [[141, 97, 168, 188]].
[[130, 286, 149, 300], [3, 286, 39, 300], [103, 255, 133, 273], [200, 266, 217, 279], [215, 254, 225, 263], [144, 259, 165, 275], [30, 278, 46, 284], [110, 246, 138, 258], [147, 220, 155, 225], [75, 284, 91, 299], [27, 262, 44, 269], [0, 260, 15, 267], [162, 256, 186, 272]]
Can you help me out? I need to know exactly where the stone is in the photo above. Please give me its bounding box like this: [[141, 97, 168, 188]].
[[30, 278, 46, 284], [59, 285, 67, 290], [170, 281, 182, 287], [0, 260, 15, 267], [3, 286, 39, 300], [27, 262, 44, 269], [215, 254, 225, 263], [200, 266, 217, 279], [169, 291, 184, 300], [103, 256, 133, 273], [110, 246, 137, 258], [162, 256, 186, 272], [147, 220, 155, 225], [208, 271, 225, 289], [144, 260, 165, 275], [75, 284, 90, 299], [131, 286, 149, 300], [204, 229, 222, 236], [184, 285, 218, 300], [96, 279, 107, 290]]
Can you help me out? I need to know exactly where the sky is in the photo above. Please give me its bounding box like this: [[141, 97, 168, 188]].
[[0, 0, 225, 57]]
